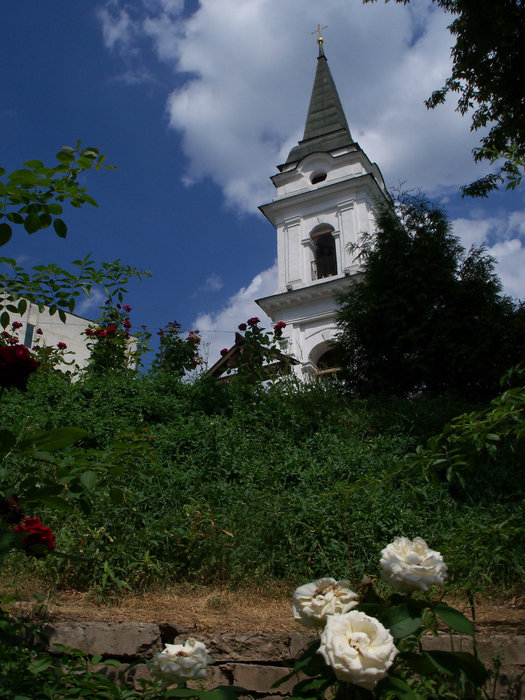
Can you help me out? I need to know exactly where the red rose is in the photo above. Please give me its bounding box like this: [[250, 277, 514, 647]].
[[274, 321, 286, 329], [123, 305, 132, 312], [247, 317, 260, 326], [0, 345, 40, 391], [220, 348, 229, 356], [85, 328, 95, 336], [106, 325, 117, 333], [238, 323, 247, 331], [9, 336, 18, 345], [0, 494, 23, 525], [96, 330, 107, 338], [12, 321, 23, 329], [123, 320, 131, 329], [36, 328, 43, 335], [57, 342, 67, 350], [14, 516, 55, 558]]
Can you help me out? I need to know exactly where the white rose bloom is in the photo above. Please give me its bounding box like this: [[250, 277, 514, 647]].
[[150, 638, 213, 685], [292, 577, 358, 629], [318, 611, 398, 690], [380, 536, 448, 593]]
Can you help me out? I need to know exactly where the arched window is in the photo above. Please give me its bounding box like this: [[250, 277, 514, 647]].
[[311, 226, 337, 280]]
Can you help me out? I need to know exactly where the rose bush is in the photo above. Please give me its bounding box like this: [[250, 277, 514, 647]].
[[278, 538, 489, 699], [14, 515, 55, 558], [379, 536, 448, 592], [318, 610, 398, 690], [292, 577, 358, 629], [150, 638, 213, 686], [0, 344, 40, 391]]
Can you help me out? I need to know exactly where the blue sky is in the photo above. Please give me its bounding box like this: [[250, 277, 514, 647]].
[[1, 0, 524, 366]]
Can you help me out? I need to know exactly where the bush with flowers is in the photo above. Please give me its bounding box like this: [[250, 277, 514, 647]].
[[280, 537, 492, 699], [83, 301, 151, 376], [222, 317, 290, 383], [151, 321, 203, 378]]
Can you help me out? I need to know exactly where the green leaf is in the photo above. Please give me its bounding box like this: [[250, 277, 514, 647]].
[[109, 487, 124, 504], [48, 203, 63, 215], [17, 298, 27, 315], [376, 675, 418, 699], [37, 495, 74, 513], [56, 151, 75, 164], [381, 601, 423, 639], [53, 218, 67, 237], [80, 470, 99, 490], [0, 311, 9, 328], [198, 688, 246, 700], [6, 212, 23, 224], [434, 602, 474, 636], [24, 213, 41, 234], [28, 657, 53, 674], [163, 689, 200, 697], [18, 427, 87, 452], [0, 222, 12, 245], [0, 429, 17, 453], [425, 651, 488, 686]]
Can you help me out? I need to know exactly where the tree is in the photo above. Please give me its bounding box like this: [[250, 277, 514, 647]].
[[364, 0, 525, 196], [335, 194, 525, 399]]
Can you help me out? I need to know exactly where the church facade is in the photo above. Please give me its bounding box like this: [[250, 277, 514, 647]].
[[256, 37, 390, 378]]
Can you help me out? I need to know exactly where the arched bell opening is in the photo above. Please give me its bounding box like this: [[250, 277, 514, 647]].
[[310, 225, 337, 280]]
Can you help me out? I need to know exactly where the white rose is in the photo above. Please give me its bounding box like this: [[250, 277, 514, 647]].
[[318, 611, 398, 690], [380, 536, 448, 593], [292, 577, 358, 629], [150, 638, 213, 685]]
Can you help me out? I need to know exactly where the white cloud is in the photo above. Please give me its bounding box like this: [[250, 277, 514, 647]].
[[76, 287, 107, 317], [453, 211, 525, 301], [98, 0, 488, 213], [201, 273, 224, 292], [193, 263, 277, 366]]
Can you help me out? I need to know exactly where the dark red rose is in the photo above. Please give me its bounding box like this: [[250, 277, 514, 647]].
[[238, 323, 247, 331], [96, 329, 107, 338], [0, 345, 40, 391], [36, 328, 43, 335], [57, 342, 67, 350], [106, 325, 117, 333], [220, 348, 229, 356], [274, 321, 286, 330], [123, 320, 131, 329], [14, 516, 55, 558], [0, 494, 23, 525], [85, 328, 95, 336], [9, 336, 18, 345], [141, 324, 147, 329], [12, 321, 23, 329], [123, 305, 132, 312], [247, 317, 260, 326]]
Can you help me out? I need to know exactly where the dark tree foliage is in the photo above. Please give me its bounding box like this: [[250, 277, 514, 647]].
[[335, 194, 525, 399], [365, 0, 525, 196]]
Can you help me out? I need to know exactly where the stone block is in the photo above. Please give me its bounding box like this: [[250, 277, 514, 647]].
[[42, 621, 162, 658], [225, 663, 297, 694], [206, 633, 293, 663]]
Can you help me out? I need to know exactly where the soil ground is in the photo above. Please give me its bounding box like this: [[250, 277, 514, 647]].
[[3, 581, 524, 635]]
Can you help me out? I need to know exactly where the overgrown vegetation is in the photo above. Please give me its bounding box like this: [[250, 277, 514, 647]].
[[1, 365, 523, 596]]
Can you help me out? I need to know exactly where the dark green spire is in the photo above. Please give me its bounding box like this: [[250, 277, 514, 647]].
[[284, 43, 354, 166]]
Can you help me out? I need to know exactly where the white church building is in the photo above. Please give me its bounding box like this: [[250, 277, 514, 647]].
[[256, 36, 390, 379]]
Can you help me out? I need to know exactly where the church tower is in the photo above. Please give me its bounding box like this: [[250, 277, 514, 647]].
[[256, 34, 390, 378]]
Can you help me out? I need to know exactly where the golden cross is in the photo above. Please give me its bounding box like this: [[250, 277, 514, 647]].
[[312, 24, 328, 44]]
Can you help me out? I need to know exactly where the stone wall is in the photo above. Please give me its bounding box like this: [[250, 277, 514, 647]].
[[42, 620, 525, 698]]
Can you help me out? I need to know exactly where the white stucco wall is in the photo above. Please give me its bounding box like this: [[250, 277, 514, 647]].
[[258, 144, 389, 379]]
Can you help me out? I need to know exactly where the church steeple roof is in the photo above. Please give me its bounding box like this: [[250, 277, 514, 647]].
[[283, 41, 355, 168]]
